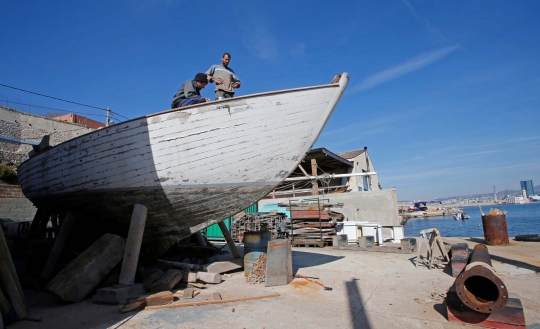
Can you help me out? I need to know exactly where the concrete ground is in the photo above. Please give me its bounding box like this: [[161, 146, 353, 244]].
[[9, 238, 540, 329]]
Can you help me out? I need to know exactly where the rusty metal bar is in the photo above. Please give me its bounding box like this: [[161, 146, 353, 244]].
[[454, 244, 508, 314]]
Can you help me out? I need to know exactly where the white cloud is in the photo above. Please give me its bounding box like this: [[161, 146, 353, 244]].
[[402, 0, 449, 44], [242, 26, 279, 61], [351, 45, 460, 93]]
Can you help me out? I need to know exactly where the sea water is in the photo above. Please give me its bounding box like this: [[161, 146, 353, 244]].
[[404, 202, 540, 237]]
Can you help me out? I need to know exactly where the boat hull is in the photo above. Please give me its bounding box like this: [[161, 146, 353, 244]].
[[17, 74, 349, 257]]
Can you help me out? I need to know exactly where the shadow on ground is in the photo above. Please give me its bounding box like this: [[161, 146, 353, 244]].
[[10, 288, 138, 329], [464, 238, 540, 273], [347, 279, 371, 329], [291, 250, 344, 271]]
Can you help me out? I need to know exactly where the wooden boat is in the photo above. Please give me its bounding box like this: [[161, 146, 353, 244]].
[[17, 73, 349, 257]]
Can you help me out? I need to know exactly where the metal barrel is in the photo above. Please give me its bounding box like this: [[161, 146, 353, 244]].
[[454, 244, 508, 314], [243, 230, 271, 277], [481, 214, 509, 246]]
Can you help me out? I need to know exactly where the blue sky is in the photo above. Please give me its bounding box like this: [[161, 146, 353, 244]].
[[1, 1, 539, 200]]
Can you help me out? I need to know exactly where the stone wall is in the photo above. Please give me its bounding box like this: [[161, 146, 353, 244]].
[[0, 184, 36, 222], [0, 106, 92, 164]]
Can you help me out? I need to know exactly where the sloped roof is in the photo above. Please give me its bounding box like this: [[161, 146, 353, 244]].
[[307, 148, 353, 168], [336, 149, 365, 160]]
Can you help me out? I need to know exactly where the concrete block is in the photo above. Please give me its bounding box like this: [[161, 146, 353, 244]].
[[182, 271, 198, 283], [93, 284, 146, 304], [196, 272, 221, 284], [400, 238, 417, 253], [332, 235, 348, 247], [46, 233, 125, 302], [359, 236, 374, 248]]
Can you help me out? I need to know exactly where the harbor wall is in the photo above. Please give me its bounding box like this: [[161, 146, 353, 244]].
[[0, 106, 92, 164], [259, 188, 401, 226]]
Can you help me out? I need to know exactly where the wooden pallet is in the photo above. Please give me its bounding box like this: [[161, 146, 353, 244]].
[[292, 240, 325, 248]]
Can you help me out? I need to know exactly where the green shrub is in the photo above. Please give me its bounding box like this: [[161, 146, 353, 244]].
[[0, 164, 19, 185]]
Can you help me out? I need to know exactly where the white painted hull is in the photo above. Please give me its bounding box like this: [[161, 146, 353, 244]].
[[17, 74, 349, 257]]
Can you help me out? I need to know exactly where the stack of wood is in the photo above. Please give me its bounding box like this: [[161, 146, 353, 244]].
[[231, 212, 287, 242], [286, 206, 344, 245]]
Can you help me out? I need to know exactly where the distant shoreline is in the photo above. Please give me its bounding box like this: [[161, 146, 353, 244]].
[[442, 202, 498, 208]]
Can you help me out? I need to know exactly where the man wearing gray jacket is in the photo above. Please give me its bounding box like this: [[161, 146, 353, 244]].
[[171, 73, 211, 108], [206, 53, 241, 100]]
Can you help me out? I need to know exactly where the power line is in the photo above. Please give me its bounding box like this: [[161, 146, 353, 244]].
[[110, 114, 124, 123], [0, 83, 107, 111], [0, 99, 106, 118], [111, 111, 130, 121]]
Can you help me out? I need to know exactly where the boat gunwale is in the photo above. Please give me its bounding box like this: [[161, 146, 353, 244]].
[[17, 81, 341, 170]]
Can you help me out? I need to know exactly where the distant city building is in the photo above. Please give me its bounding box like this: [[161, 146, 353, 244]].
[[53, 113, 106, 129], [505, 195, 525, 204], [520, 180, 535, 198]]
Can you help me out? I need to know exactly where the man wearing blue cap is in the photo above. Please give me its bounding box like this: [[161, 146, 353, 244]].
[[171, 73, 211, 108]]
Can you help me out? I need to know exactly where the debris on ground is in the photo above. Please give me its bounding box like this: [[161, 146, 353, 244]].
[[294, 274, 332, 291]]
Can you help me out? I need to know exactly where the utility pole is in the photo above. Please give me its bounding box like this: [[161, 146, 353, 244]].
[[106, 107, 111, 126]]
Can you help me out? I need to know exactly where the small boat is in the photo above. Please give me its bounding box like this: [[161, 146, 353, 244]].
[[17, 73, 350, 258], [453, 211, 471, 220]]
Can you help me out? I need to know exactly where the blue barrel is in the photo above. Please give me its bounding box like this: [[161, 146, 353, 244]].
[[243, 230, 271, 277]]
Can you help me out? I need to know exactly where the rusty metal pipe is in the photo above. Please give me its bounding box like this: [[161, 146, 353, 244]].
[[454, 244, 508, 314]]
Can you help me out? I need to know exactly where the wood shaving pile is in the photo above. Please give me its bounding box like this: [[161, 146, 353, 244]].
[[246, 253, 267, 284]]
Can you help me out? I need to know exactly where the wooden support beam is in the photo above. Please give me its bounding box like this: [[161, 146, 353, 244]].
[[0, 228, 27, 320], [297, 164, 310, 177], [217, 221, 240, 258], [41, 211, 77, 280], [311, 159, 319, 195], [119, 204, 147, 286]]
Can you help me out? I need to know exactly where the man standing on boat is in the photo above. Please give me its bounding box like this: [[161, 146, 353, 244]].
[[206, 53, 241, 100], [171, 73, 211, 108]]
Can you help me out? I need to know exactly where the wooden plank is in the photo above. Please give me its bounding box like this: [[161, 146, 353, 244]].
[[0, 286, 13, 323], [311, 159, 318, 195], [0, 227, 26, 319], [144, 294, 281, 310], [297, 164, 310, 177], [120, 291, 173, 313], [143, 270, 165, 290], [46, 234, 125, 302], [0, 260, 26, 320], [119, 204, 148, 285], [150, 269, 183, 293], [41, 211, 77, 279]]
